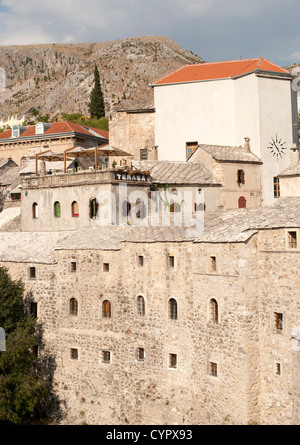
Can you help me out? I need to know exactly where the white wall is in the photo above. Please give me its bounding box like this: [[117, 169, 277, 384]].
[[153, 72, 295, 206], [154, 79, 236, 161]]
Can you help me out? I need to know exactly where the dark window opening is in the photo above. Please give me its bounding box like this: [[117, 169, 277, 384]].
[[210, 256, 217, 272], [237, 169, 245, 185], [102, 300, 112, 318], [169, 256, 175, 268], [70, 298, 78, 316], [288, 231, 297, 248], [137, 347, 145, 361], [70, 348, 78, 360], [210, 362, 218, 377], [169, 353, 177, 369], [103, 263, 110, 272], [30, 302, 38, 318], [210, 299, 219, 324], [29, 267, 36, 279], [275, 312, 283, 331], [102, 350, 111, 364], [71, 262, 77, 272], [90, 198, 98, 219], [137, 296, 145, 316], [169, 298, 178, 320], [138, 255, 144, 267]]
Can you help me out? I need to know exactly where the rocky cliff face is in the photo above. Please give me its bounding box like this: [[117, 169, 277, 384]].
[[0, 36, 203, 120]]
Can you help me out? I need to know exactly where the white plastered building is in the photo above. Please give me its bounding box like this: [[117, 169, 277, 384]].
[[151, 58, 299, 206]]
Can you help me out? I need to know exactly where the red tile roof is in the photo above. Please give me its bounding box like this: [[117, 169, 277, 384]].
[[0, 121, 109, 141], [151, 58, 290, 86]]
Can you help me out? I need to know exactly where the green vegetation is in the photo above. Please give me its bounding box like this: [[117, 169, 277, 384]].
[[61, 112, 109, 132], [0, 267, 59, 425], [88, 64, 105, 119]]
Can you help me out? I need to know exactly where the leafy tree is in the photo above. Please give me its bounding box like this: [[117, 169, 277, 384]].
[[88, 64, 105, 119], [0, 267, 58, 425]]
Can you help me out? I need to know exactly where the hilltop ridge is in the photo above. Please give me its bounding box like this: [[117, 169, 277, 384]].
[[0, 36, 203, 120]]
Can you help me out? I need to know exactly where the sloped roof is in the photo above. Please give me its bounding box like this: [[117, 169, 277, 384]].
[[278, 161, 300, 177], [151, 58, 290, 86], [195, 197, 300, 243], [132, 160, 220, 185], [195, 144, 262, 163], [0, 121, 109, 141]]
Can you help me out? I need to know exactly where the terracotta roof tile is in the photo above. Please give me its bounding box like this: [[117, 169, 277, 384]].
[[0, 121, 109, 141], [151, 58, 290, 86]]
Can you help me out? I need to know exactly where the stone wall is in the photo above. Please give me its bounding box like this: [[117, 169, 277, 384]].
[[109, 110, 156, 161], [1, 225, 300, 424]]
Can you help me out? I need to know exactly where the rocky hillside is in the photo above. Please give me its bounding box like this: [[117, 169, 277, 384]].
[[0, 36, 203, 121]]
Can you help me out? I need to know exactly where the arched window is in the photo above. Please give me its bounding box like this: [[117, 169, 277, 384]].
[[32, 202, 38, 219], [135, 199, 146, 219], [238, 196, 246, 208], [89, 198, 98, 219], [210, 298, 219, 324], [102, 300, 111, 318], [122, 199, 131, 217], [69, 298, 78, 316], [54, 201, 61, 218], [72, 201, 79, 217], [168, 298, 178, 320], [137, 295, 145, 316]]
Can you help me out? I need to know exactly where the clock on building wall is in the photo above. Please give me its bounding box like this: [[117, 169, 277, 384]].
[[267, 134, 287, 160]]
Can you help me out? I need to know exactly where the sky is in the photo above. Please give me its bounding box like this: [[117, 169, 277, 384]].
[[0, 0, 300, 67]]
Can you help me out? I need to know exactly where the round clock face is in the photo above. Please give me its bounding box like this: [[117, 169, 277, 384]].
[[267, 135, 287, 160]]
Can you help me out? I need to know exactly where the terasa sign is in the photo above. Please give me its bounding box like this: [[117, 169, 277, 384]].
[[115, 173, 148, 182]]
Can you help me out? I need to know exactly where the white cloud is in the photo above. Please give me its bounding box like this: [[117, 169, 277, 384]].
[[0, 0, 299, 65]]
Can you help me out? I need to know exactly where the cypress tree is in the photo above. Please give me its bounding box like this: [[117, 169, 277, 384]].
[[88, 64, 105, 119]]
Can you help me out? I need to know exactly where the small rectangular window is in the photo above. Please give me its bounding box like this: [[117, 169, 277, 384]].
[[274, 312, 283, 331], [103, 263, 110, 272], [29, 267, 36, 279], [210, 256, 217, 272], [30, 302, 38, 318], [274, 177, 280, 198], [276, 363, 281, 375], [169, 353, 177, 369], [210, 362, 218, 377], [140, 149, 148, 160], [138, 256, 144, 267], [137, 347, 145, 361], [71, 262, 77, 272], [70, 348, 78, 360], [169, 256, 175, 268], [102, 350, 111, 364], [288, 231, 297, 248], [237, 169, 245, 185]]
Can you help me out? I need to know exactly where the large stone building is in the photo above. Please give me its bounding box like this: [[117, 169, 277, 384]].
[[0, 56, 300, 425]]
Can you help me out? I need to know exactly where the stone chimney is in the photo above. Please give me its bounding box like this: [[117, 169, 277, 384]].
[[244, 137, 250, 152]]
